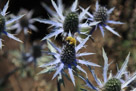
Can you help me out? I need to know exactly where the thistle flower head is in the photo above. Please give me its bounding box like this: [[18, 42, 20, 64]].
[[82, 49, 136, 91], [39, 36, 99, 86], [20, 18, 29, 28], [93, 6, 108, 24], [61, 37, 76, 66], [21, 43, 45, 66], [103, 78, 121, 91], [63, 12, 79, 34], [9, 9, 38, 35], [34, 0, 94, 41], [86, 1, 124, 37], [0, 1, 24, 49]]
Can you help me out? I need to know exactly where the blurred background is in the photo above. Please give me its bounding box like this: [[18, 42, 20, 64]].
[[0, 0, 136, 91]]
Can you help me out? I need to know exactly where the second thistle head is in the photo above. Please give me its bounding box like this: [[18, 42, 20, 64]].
[[102, 78, 121, 91], [93, 6, 108, 24], [61, 36, 76, 66], [63, 12, 79, 35]]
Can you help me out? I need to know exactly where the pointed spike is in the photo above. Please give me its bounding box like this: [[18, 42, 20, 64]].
[[1, 0, 9, 16], [42, 29, 63, 41], [27, 10, 34, 19], [57, 0, 63, 14], [28, 24, 38, 31], [76, 65, 88, 78], [6, 14, 25, 25], [33, 18, 62, 27], [76, 35, 90, 52], [88, 66, 103, 87], [47, 39, 61, 53], [107, 20, 124, 24], [71, 0, 78, 12], [116, 53, 130, 79], [39, 59, 60, 68], [41, 2, 56, 16], [107, 7, 115, 14], [68, 31, 72, 37], [0, 39, 2, 49], [4, 32, 23, 43], [52, 63, 64, 80], [89, 21, 100, 26], [68, 68, 75, 86], [122, 72, 136, 89], [102, 48, 109, 83], [105, 25, 121, 37], [78, 60, 100, 67], [51, 0, 64, 20], [76, 52, 95, 57], [38, 66, 56, 75], [99, 25, 105, 37], [95, 0, 99, 11], [79, 6, 90, 21]]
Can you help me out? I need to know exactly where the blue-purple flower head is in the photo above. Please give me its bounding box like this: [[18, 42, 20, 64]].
[[0, 1, 24, 49], [83, 49, 136, 91], [87, 1, 124, 37], [34, 0, 98, 41], [22, 42, 46, 66], [39, 35, 100, 86], [9, 9, 38, 35]]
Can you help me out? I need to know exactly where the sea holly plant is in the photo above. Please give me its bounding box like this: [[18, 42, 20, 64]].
[[86, 1, 124, 37], [0, 0, 136, 91], [0, 1, 24, 49], [21, 44, 43, 67], [80, 49, 136, 91], [9, 9, 38, 35], [39, 35, 100, 86], [8, 42, 48, 78], [21, 41, 46, 66], [34, 0, 99, 41]]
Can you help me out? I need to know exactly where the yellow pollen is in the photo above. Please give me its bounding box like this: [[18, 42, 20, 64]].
[[66, 37, 76, 46], [28, 30, 32, 34]]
